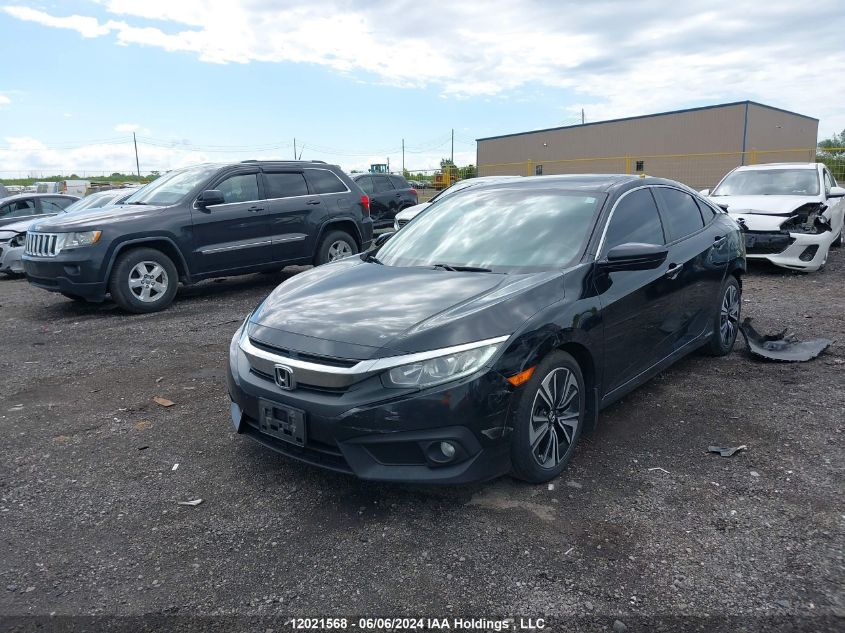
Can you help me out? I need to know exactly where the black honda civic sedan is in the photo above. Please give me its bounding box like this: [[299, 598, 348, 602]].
[[227, 175, 745, 484]]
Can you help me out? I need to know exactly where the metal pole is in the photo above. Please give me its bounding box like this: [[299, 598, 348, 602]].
[[581, 108, 585, 124], [293, 138, 297, 160], [402, 139, 405, 174], [451, 129, 454, 164], [133, 132, 141, 178]]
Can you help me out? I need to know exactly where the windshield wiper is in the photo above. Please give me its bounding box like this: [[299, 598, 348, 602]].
[[432, 263, 492, 272], [128, 200, 149, 205]]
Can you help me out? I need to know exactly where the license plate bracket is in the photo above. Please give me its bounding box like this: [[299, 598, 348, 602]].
[[258, 399, 307, 447]]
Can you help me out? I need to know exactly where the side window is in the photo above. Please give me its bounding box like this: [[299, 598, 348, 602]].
[[695, 197, 716, 221], [264, 172, 309, 199], [0, 204, 10, 218], [7, 200, 37, 218], [654, 187, 705, 241], [373, 176, 394, 193], [53, 197, 76, 209], [305, 169, 347, 194], [41, 200, 67, 214], [823, 170, 833, 196], [603, 188, 665, 253], [216, 173, 260, 204], [356, 177, 374, 195]]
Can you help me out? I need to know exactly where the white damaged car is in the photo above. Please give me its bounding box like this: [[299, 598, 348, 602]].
[[702, 163, 844, 271]]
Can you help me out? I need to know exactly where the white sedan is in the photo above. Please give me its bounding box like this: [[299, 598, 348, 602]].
[[703, 163, 844, 271]]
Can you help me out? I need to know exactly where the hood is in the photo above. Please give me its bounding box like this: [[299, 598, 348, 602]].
[[396, 201, 431, 221], [728, 212, 788, 232], [709, 195, 821, 216], [31, 204, 164, 231], [0, 216, 44, 234], [249, 257, 563, 358]]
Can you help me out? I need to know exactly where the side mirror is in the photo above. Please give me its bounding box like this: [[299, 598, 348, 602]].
[[198, 189, 225, 207], [699, 189, 711, 196], [828, 186, 845, 198], [600, 243, 668, 272], [373, 231, 395, 248]]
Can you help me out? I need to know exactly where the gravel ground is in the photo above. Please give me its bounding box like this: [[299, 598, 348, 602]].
[[0, 250, 843, 632]]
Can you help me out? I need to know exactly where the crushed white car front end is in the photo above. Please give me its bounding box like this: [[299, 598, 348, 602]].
[[717, 195, 842, 272]]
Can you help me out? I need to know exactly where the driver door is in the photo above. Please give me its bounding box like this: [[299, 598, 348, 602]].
[[190, 169, 272, 274]]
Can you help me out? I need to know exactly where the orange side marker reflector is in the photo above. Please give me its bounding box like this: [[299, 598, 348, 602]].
[[507, 366, 536, 387]]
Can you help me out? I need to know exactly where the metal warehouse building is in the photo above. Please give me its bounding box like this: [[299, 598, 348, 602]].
[[476, 101, 818, 189]]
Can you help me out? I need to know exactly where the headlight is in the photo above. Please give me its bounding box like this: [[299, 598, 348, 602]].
[[8, 233, 25, 248], [229, 317, 250, 385], [381, 342, 502, 389], [58, 231, 102, 251]]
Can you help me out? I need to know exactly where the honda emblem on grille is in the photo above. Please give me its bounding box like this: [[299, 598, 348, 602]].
[[274, 364, 296, 390]]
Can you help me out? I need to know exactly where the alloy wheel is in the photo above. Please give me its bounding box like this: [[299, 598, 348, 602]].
[[720, 284, 740, 348], [128, 261, 169, 303], [529, 367, 580, 469], [328, 240, 353, 261]]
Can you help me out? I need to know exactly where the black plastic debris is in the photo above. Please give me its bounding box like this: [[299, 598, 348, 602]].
[[708, 445, 747, 457], [739, 318, 833, 362]]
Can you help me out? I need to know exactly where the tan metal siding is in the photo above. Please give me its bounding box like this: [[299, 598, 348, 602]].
[[477, 103, 817, 188], [745, 103, 818, 164]]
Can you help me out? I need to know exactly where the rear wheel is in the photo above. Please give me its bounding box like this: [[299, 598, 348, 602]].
[[314, 230, 358, 266], [108, 247, 178, 313], [704, 276, 740, 356], [510, 351, 585, 483]]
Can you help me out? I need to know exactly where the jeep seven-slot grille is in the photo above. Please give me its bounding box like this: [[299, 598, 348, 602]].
[[25, 233, 60, 257]]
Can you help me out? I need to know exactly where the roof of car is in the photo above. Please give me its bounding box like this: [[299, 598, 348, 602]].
[[479, 174, 641, 190], [0, 193, 80, 202], [733, 163, 818, 171]]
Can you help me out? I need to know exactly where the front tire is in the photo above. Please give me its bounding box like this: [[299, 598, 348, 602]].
[[705, 276, 741, 356], [108, 247, 178, 314], [510, 351, 586, 483], [314, 230, 358, 266]]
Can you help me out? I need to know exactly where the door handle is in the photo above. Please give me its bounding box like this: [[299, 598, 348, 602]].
[[713, 235, 727, 246], [664, 263, 682, 279], [306, 200, 321, 205], [247, 206, 264, 212]]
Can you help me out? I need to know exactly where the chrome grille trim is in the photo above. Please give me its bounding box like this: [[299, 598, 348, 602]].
[[25, 232, 61, 257], [239, 334, 510, 390]]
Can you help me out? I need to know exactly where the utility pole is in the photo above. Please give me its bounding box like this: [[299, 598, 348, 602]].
[[293, 138, 297, 160], [581, 108, 585, 124], [133, 132, 141, 178], [402, 139, 405, 174], [451, 128, 454, 164]]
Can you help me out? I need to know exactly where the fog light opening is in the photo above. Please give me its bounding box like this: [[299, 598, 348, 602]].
[[440, 441, 456, 460], [799, 245, 818, 262]]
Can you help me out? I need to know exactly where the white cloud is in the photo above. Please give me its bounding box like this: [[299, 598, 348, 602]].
[[0, 94, 10, 105], [0, 136, 212, 176], [3, 0, 844, 138]]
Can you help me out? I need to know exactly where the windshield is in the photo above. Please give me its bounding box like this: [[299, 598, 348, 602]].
[[63, 191, 118, 213], [376, 187, 602, 273], [123, 164, 219, 206], [713, 169, 820, 196]]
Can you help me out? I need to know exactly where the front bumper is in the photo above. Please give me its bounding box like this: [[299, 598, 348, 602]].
[[22, 253, 106, 300], [745, 230, 835, 272], [226, 355, 515, 484], [0, 244, 24, 274]]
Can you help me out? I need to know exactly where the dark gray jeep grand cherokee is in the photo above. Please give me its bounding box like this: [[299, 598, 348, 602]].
[[23, 161, 373, 313]]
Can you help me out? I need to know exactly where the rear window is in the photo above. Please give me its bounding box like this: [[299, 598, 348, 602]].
[[389, 175, 410, 189], [265, 172, 309, 199], [372, 176, 394, 193], [654, 187, 704, 241], [305, 169, 347, 194]]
